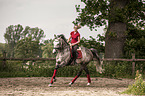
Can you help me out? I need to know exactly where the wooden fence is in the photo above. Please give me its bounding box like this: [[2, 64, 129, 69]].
[[0, 52, 145, 76], [102, 53, 145, 76]]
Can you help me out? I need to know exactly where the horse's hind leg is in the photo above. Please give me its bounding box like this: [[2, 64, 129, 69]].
[[69, 67, 83, 86], [84, 67, 91, 86]]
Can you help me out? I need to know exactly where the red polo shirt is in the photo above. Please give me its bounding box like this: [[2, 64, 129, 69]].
[[70, 31, 80, 43]]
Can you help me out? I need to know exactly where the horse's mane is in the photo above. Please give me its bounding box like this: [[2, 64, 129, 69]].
[[57, 34, 69, 45]]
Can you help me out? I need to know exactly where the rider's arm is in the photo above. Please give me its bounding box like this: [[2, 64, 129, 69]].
[[71, 36, 80, 46], [67, 35, 71, 43]]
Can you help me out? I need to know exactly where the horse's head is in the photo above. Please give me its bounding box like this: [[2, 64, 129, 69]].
[[53, 34, 69, 53], [53, 35, 62, 49]]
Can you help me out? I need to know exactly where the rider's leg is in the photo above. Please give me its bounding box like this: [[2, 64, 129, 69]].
[[71, 45, 78, 65]]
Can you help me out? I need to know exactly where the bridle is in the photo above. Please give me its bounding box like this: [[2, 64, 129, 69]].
[[53, 35, 70, 52], [53, 38, 62, 50]]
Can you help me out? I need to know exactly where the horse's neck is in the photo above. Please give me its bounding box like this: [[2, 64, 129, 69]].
[[59, 45, 70, 53], [57, 46, 70, 61], [62, 39, 69, 49]]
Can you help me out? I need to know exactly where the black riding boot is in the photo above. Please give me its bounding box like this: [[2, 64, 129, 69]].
[[71, 52, 78, 65], [71, 45, 78, 65]]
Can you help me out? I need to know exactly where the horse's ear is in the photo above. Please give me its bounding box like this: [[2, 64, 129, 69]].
[[54, 34, 57, 38], [59, 34, 64, 38]]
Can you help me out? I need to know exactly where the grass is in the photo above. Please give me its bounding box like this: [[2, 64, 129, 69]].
[[122, 70, 145, 95]]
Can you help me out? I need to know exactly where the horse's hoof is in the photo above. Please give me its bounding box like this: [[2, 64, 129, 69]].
[[48, 84, 52, 87], [53, 79, 56, 82], [87, 83, 91, 86], [69, 82, 72, 86]]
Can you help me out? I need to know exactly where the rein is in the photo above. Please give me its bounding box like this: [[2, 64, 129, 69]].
[[60, 38, 70, 51], [54, 35, 70, 52]]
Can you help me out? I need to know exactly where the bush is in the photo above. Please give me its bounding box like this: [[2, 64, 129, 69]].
[[0, 60, 100, 77], [122, 70, 145, 95], [103, 61, 132, 78], [0, 60, 142, 79]]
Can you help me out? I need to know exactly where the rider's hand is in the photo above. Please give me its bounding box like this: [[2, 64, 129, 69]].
[[71, 43, 75, 46], [69, 43, 72, 47]]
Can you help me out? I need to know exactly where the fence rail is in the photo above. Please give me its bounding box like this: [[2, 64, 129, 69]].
[[0, 52, 145, 76], [0, 58, 145, 62], [0, 57, 55, 61], [102, 58, 145, 62], [1, 58, 145, 62]]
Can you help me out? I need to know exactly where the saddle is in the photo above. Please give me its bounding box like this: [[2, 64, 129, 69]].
[[70, 47, 82, 59]]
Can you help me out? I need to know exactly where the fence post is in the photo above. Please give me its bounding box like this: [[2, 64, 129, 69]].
[[3, 51, 6, 69], [132, 53, 135, 76]]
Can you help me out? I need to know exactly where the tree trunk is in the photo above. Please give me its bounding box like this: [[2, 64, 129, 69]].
[[105, 0, 127, 58]]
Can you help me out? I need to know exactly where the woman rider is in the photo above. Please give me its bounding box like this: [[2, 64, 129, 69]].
[[67, 25, 81, 65]]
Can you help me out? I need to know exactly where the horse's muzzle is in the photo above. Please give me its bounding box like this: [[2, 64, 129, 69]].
[[53, 49, 56, 53]]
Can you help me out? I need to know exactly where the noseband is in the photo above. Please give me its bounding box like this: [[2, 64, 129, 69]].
[[53, 38, 63, 50], [53, 36, 69, 51]]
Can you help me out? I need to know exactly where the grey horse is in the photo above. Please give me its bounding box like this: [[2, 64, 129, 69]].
[[49, 34, 104, 87]]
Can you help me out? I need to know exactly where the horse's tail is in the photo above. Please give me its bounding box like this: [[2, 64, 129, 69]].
[[90, 48, 104, 74], [90, 48, 101, 63]]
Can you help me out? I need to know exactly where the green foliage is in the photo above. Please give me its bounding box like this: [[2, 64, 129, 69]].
[[74, 0, 145, 58], [14, 37, 40, 58], [107, 31, 117, 38], [0, 60, 25, 77], [4, 24, 45, 58], [122, 70, 145, 95], [4, 24, 23, 57], [41, 39, 55, 58], [0, 43, 5, 57], [4, 24, 23, 43], [0, 43, 5, 50], [80, 34, 105, 53], [74, 0, 145, 31], [23, 26, 45, 41], [124, 25, 145, 59], [126, 0, 145, 28], [0, 60, 137, 79], [0, 61, 100, 78], [73, 0, 109, 30], [103, 61, 132, 78]]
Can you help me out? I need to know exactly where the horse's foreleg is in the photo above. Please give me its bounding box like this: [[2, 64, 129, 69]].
[[84, 67, 91, 85], [69, 68, 83, 85], [50, 68, 57, 84], [49, 61, 67, 87], [49, 65, 59, 87]]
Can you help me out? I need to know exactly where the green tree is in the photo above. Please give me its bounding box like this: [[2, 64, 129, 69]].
[[4, 24, 45, 58], [124, 25, 145, 59], [41, 39, 55, 58], [74, 0, 145, 58], [4, 24, 23, 57], [80, 34, 105, 54], [0, 43, 5, 57], [23, 26, 45, 41], [14, 37, 40, 58]]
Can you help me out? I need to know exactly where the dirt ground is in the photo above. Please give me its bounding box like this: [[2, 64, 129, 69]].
[[0, 77, 135, 96]]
